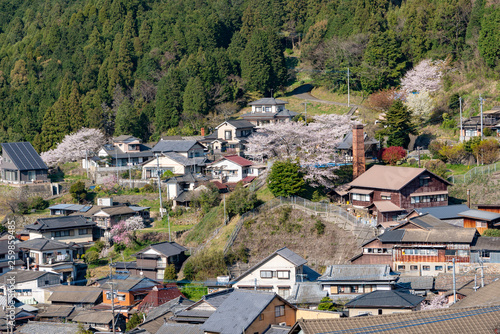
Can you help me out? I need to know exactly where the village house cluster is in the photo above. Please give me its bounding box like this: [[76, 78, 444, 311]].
[[1, 99, 500, 333]]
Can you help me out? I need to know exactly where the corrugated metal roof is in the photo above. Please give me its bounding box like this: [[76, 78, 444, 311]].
[[156, 323, 203, 334], [318, 264, 397, 282], [248, 98, 288, 105], [458, 209, 500, 222], [1, 142, 47, 171], [395, 276, 434, 290], [411, 204, 470, 220]]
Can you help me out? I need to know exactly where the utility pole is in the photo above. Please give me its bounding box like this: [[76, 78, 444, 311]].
[[108, 262, 116, 334], [452, 258, 456, 304], [85, 150, 89, 179], [459, 97, 463, 142], [302, 102, 307, 124], [223, 194, 226, 225], [479, 94, 484, 138], [128, 153, 131, 188], [156, 153, 164, 219], [347, 67, 350, 108], [115, 151, 119, 183]]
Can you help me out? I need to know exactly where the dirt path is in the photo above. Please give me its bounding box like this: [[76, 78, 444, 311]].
[[289, 84, 364, 115]]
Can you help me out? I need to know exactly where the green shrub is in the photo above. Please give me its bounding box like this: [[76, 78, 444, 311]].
[[318, 297, 337, 311], [114, 243, 126, 253], [70, 181, 87, 202], [183, 262, 195, 281], [315, 220, 325, 235], [84, 250, 100, 264], [164, 264, 177, 281], [126, 313, 143, 331], [225, 184, 259, 218], [483, 229, 500, 237], [141, 184, 154, 193], [30, 196, 49, 211]]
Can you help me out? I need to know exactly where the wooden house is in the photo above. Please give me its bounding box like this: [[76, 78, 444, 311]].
[[0, 142, 48, 183]]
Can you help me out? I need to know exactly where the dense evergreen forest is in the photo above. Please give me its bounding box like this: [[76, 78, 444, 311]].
[[0, 0, 498, 151]]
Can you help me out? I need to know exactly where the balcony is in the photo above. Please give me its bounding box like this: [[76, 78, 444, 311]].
[[43, 254, 71, 265]]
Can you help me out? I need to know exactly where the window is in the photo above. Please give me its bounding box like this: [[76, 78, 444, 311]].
[[352, 193, 370, 201], [265, 107, 272, 112], [397, 265, 406, 271], [260, 270, 273, 278], [422, 265, 430, 271], [275, 305, 285, 317], [277, 271, 290, 279], [224, 130, 232, 140], [378, 309, 383, 315], [278, 287, 290, 298], [118, 294, 126, 301], [51, 230, 71, 238], [411, 194, 448, 204], [457, 250, 469, 257], [259, 314, 264, 321], [402, 249, 438, 256], [435, 266, 443, 271], [381, 195, 391, 200], [419, 177, 430, 187], [255, 107, 262, 112], [447, 266, 454, 271], [410, 265, 418, 271], [79, 228, 91, 235], [445, 250, 457, 256], [481, 250, 491, 258]]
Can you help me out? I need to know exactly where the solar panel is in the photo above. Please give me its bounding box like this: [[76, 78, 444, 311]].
[[2, 142, 48, 171], [80, 206, 92, 212]]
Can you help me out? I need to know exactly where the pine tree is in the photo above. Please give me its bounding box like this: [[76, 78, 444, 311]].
[[68, 81, 84, 131], [268, 160, 305, 197], [379, 100, 415, 149], [155, 68, 184, 134], [183, 76, 208, 129], [114, 98, 139, 137]]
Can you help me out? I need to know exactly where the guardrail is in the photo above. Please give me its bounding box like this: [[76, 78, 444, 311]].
[[448, 161, 500, 184]]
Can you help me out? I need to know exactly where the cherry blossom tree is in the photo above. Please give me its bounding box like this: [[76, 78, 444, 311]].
[[405, 90, 436, 120], [420, 294, 448, 310], [400, 59, 444, 93], [110, 218, 146, 245], [245, 114, 353, 187], [41, 128, 106, 167]]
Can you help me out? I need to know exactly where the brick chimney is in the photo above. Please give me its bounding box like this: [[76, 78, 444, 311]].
[[352, 124, 366, 180], [201, 127, 205, 136]]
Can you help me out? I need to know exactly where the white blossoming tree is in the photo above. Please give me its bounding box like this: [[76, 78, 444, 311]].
[[400, 59, 443, 93], [41, 128, 106, 167], [405, 90, 436, 120], [245, 114, 353, 187]]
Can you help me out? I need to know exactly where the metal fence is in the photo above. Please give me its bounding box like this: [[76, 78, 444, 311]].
[[222, 195, 377, 254], [448, 162, 500, 184]]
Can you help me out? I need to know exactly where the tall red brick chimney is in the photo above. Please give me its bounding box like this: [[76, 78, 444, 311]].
[[352, 124, 365, 180], [201, 127, 205, 136]]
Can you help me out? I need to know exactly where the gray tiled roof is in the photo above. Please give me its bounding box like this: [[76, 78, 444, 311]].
[[263, 324, 292, 334], [72, 310, 114, 324], [337, 132, 378, 150], [395, 276, 434, 291], [345, 290, 424, 308], [151, 140, 200, 153], [201, 290, 278, 334], [410, 204, 470, 220], [471, 237, 500, 251], [4, 270, 60, 283], [318, 264, 398, 282], [136, 242, 188, 258], [144, 296, 194, 322], [96, 275, 158, 292], [287, 282, 327, 304], [224, 119, 255, 129], [19, 238, 74, 251], [1, 142, 47, 171], [248, 98, 288, 105], [163, 152, 207, 166], [17, 321, 79, 334], [45, 285, 102, 304], [38, 305, 75, 318], [25, 215, 95, 231]]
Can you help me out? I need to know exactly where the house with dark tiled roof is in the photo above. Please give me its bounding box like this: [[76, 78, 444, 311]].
[[351, 214, 480, 276], [93, 135, 153, 168], [345, 289, 424, 317], [136, 284, 187, 311], [404, 204, 470, 227], [201, 290, 296, 334], [230, 247, 318, 299], [17, 321, 80, 334], [172, 289, 235, 324], [0, 142, 48, 183], [203, 120, 255, 155], [37, 305, 76, 322], [317, 265, 399, 301], [115, 241, 188, 280], [0, 237, 24, 276], [207, 155, 264, 183], [241, 97, 299, 127], [43, 285, 103, 308], [4, 270, 61, 305], [24, 215, 97, 244], [459, 209, 500, 234], [72, 310, 126, 332]]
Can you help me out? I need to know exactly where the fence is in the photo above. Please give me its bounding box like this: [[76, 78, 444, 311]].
[[448, 161, 500, 184], [222, 195, 377, 255]]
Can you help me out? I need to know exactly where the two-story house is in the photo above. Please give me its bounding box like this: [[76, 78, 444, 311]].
[[0, 142, 48, 183], [0, 237, 24, 276], [207, 155, 262, 183], [201, 290, 296, 334], [347, 165, 451, 224], [204, 120, 255, 155], [352, 214, 479, 276], [317, 264, 399, 301], [230, 247, 314, 299], [115, 241, 188, 280], [142, 140, 207, 178], [5, 270, 61, 304], [241, 97, 298, 127], [93, 135, 153, 167], [18, 238, 78, 282], [24, 216, 97, 244]]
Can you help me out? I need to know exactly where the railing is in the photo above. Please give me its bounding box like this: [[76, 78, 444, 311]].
[[448, 161, 500, 184], [222, 195, 377, 255]]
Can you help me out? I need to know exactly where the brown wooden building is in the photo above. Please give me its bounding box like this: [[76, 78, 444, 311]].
[[347, 165, 451, 224], [352, 214, 479, 276], [458, 209, 500, 234]]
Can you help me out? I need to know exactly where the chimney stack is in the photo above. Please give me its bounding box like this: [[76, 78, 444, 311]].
[[352, 124, 366, 180], [201, 127, 205, 136], [467, 189, 471, 208]]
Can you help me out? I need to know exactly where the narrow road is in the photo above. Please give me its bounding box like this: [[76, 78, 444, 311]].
[[289, 84, 364, 115]]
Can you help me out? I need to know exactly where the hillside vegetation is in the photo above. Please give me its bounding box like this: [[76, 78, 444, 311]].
[[0, 0, 499, 150]]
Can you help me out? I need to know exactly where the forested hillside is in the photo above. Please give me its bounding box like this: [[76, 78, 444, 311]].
[[0, 0, 498, 151]]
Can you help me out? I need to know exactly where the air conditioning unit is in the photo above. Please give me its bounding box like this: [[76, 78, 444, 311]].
[[279, 322, 286, 326]]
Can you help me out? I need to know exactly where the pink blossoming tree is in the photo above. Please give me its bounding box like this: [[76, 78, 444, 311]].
[[41, 128, 106, 167], [400, 59, 444, 93], [110, 218, 145, 246], [245, 114, 353, 187]]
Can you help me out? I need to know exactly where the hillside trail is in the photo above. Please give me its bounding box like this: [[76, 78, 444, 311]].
[[288, 84, 364, 115]]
